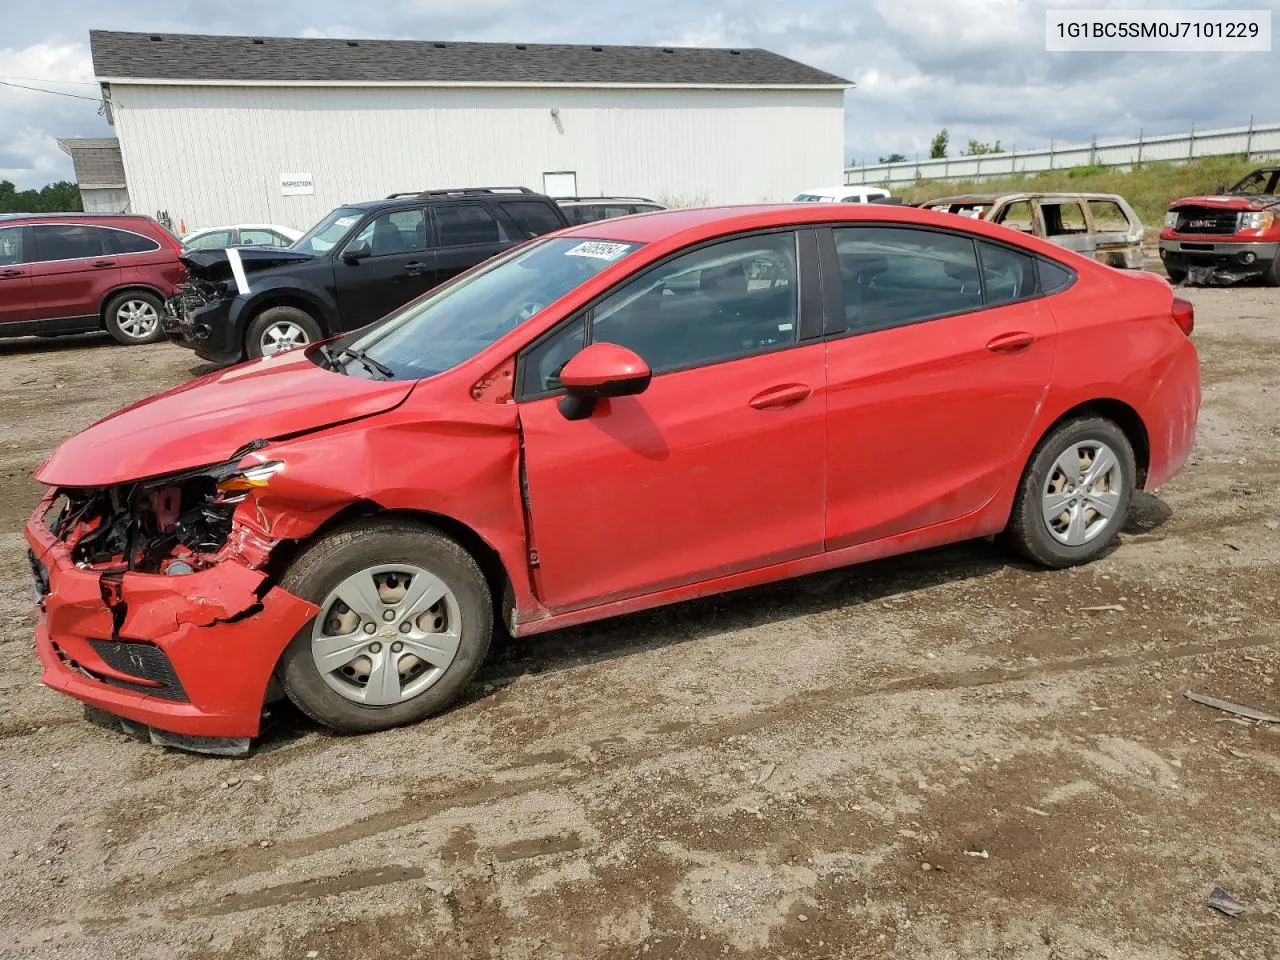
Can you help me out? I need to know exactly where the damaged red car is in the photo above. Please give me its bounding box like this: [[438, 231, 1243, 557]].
[[26, 204, 1201, 753]]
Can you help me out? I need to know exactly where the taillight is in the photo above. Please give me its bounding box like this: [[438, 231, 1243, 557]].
[[1171, 296, 1194, 336]]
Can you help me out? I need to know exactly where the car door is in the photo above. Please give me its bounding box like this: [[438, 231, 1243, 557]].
[[333, 207, 433, 328], [823, 225, 1057, 549], [431, 203, 512, 287], [516, 230, 827, 614], [1037, 199, 1096, 258], [0, 225, 35, 327], [29, 224, 121, 324]]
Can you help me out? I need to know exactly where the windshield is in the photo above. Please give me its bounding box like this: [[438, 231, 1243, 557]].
[[1229, 170, 1280, 195], [345, 236, 643, 380], [293, 207, 364, 255]]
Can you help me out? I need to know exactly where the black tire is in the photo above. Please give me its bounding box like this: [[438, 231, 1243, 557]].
[[1007, 417, 1136, 569], [103, 290, 165, 345], [1261, 252, 1280, 288], [245, 305, 322, 359], [277, 518, 493, 734], [1164, 265, 1187, 285]]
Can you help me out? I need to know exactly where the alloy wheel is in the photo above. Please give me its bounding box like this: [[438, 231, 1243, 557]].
[[310, 564, 462, 706], [260, 320, 310, 356], [1041, 440, 1123, 546], [115, 299, 160, 340]]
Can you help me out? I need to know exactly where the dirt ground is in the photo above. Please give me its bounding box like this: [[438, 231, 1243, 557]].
[[0, 285, 1276, 960]]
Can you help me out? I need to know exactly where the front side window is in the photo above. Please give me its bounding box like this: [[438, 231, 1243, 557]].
[[350, 209, 427, 257], [31, 224, 104, 262], [834, 227, 981, 334], [346, 236, 642, 380], [186, 230, 233, 250], [435, 204, 501, 246], [588, 232, 799, 375], [0, 226, 26, 266], [293, 207, 365, 255]]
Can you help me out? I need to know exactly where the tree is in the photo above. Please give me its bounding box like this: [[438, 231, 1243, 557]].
[[0, 179, 83, 214], [879, 152, 908, 164], [929, 128, 949, 159], [965, 138, 1003, 156]]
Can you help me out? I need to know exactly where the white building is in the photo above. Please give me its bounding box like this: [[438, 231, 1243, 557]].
[[90, 30, 849, 233]]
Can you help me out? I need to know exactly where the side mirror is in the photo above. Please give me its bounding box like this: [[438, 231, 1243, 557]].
[[556, 342, 651, 420], [342, 240, 371, 263]]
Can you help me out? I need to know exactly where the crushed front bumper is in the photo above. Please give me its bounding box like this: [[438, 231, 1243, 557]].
[[1158, 239, 1279, 284], [25, 501, 318, 743], [163, 291, 243, 364]]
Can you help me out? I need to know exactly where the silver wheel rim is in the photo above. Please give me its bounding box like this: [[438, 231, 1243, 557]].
[[1041, 439, 1123, 546], [116, 300, 159, 339], [260, 320, 310, 356], [311, 563, 462, 706]]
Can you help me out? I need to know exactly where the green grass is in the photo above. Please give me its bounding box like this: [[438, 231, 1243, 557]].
[[891, 155, 1263, 227]]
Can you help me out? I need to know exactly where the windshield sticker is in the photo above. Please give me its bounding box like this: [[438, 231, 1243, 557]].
[[333, 216, 359, 229], [564, 241, 632, 261]]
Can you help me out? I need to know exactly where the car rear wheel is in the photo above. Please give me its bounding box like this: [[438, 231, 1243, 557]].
[[104, 291, 165, 345], [1007, 417, 1135, 568], [277, 518, 493, 734], [246, 306, 322, 359]]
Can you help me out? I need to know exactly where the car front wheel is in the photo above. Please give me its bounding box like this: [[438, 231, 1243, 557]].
[[1007, 417, 1136, 568], [246, 306, 323, 359], [277, 518, 493, 734], [104, 291, 165, 345]]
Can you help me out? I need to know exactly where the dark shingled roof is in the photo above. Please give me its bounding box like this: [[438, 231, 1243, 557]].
[[56, 138, 126, 188], [90, 30, 850, 87]]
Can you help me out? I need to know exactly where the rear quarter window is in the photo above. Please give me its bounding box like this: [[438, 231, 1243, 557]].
[[1087, 200, 1132, 232], [103, 228, 161, 254], [501, 200, 566, 237]]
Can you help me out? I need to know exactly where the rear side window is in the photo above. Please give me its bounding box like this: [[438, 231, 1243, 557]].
[[436, 204, 500, 246], [1037, 259, 1075, 293], [239, 228, 290, 247], [0, 226, 25, 265], [994, 201, 1035, 233], [31, 224, 104, 261], [501, 200, 565, 237], [977, 241, 1036, 306], [103, 228, 161, 254], [1041, 201, 1087, 236], [1087, 200, 1131, 232], [833, 227, 982, 334], [185, 230, 233, 250]]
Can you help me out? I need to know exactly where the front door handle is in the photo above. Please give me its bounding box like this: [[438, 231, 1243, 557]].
[[92, 259, 116, 268], [749, 383, 811, 410], [986, 331, 1036, 354], [405, 260, 426, 276], [0, 268, 22, 278]]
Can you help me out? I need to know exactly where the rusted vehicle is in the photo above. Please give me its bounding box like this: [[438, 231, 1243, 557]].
[[1158, 166, 1280, 285], [920, 193, 1146, 269]]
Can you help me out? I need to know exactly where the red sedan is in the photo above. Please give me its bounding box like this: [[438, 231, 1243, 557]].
[[25, 204, 1200, 751]]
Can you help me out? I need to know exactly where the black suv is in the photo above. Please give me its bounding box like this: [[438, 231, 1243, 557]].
[[557, 196, 665, 226], [164, 187, 570, 364]]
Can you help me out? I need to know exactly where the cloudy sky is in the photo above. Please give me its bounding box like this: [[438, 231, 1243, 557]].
[[2, 0, 1277, 188]]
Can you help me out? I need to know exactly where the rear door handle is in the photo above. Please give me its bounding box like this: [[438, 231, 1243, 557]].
[[405, 260, 426, 275], [749, 383, 811, 410], [92, 259, 116, 268], [986, 331, 1036, 354], [0, 268, 23, 278]]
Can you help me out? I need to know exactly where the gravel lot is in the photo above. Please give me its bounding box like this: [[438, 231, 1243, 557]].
[[0, 285, 1277, 960]]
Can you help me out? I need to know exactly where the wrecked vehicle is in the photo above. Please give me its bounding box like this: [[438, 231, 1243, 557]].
[[28, 203, 1200, 754], [1158, 166, 1280, 286], [920, 192, 1147, 270], [162, 187, 570, 364]]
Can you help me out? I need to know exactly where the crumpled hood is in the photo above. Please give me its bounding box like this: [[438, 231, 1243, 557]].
[[180, 246, 315, 282], [1170, 194, 1280, 211], [37, 349, 414, 487]]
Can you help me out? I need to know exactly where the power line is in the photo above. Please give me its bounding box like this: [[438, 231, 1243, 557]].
[[0, 76, 99, 86], [0, 79, 102, 102]]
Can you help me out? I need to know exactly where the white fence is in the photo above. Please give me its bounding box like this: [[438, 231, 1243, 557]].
[[844, 119, 1280, 186]]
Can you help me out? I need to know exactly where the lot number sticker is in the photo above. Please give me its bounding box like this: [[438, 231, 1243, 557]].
[[564, 241, 632, 261]]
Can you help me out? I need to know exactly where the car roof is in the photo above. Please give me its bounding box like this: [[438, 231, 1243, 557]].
[[796, 186, 887, 195], [558, 196, 660, 205], [186, 223, 297, 233], [560, 202, 1071, 249], [0, 211, 153, 222], [925, 192, 1129, 204]]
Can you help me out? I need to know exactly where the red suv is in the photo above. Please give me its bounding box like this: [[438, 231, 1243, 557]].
[[0, 213, 186, 345]]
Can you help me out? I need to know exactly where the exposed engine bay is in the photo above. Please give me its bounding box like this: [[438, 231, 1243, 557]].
[[47, 446, 278, 575], [166, 276, 228, 321]]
